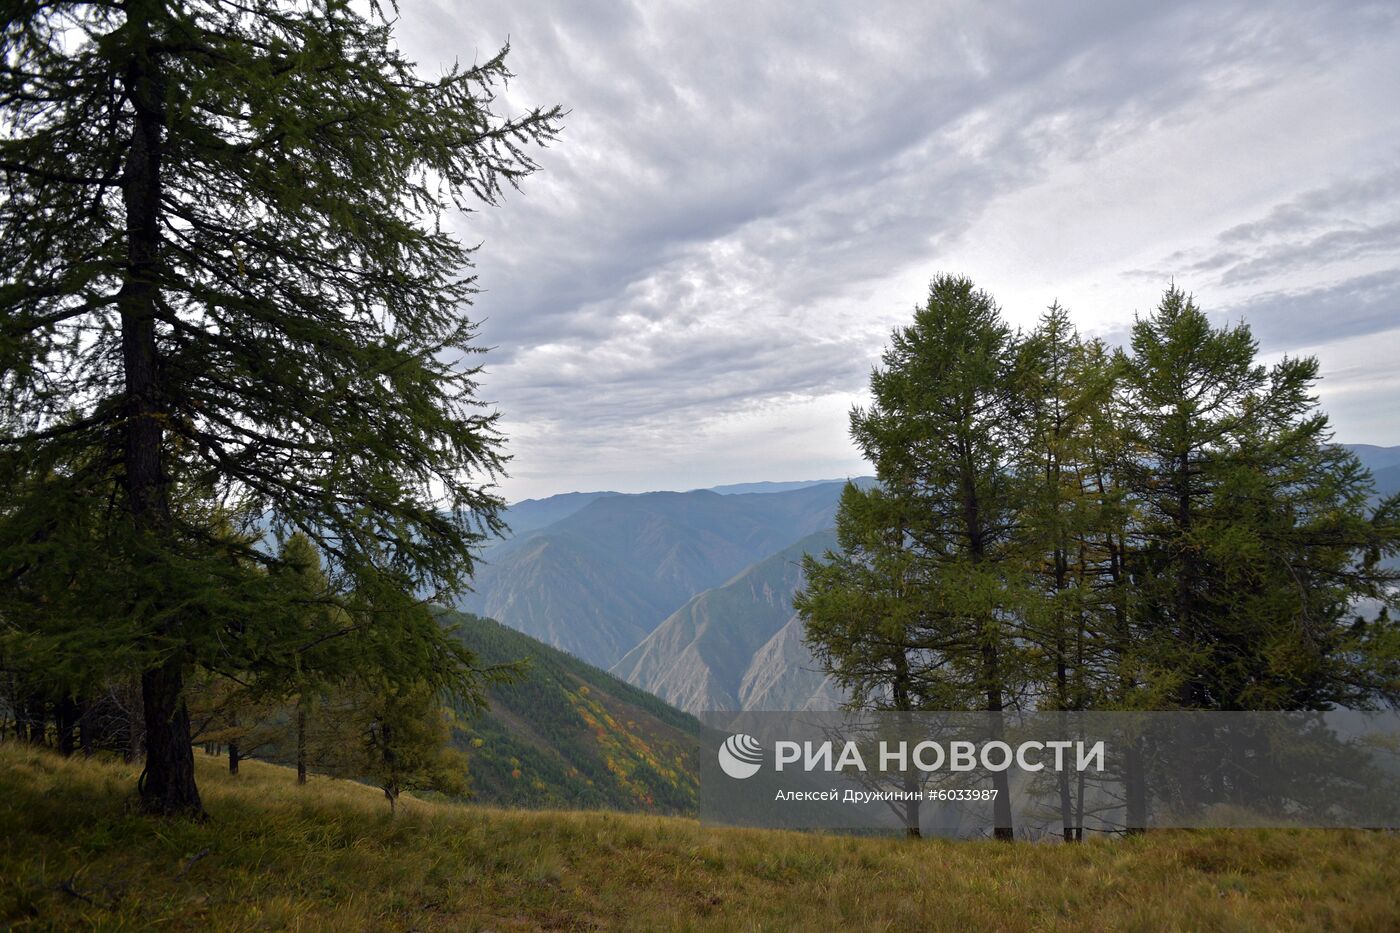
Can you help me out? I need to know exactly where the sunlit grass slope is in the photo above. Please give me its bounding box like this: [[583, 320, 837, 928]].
[[3, 744, 1398, 931]]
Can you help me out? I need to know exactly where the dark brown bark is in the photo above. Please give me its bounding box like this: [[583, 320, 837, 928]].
[[958, 443, 1014, 842], [140, 655, 202, 817], [57, 695, 79, 756], [1057, 715, 1075, 844], [118, 3, 201, 818], [228, 740, 240, 775], [902, 774, 922, 839], [119, 6, 168, 530], [985, 670, 1014, 842], [1074, 768, 1086, 842]]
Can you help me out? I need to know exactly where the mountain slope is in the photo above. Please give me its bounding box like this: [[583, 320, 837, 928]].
[[459, 535, 676, 666], [706, 478, 853, 495], [501, 490, 621, 537], [458, 481, 865, 666], [1343, 443, 1400, 475], [445, 609, 706, 813], [738, 613, 844, 711], [1371, 462, 1400, 499], [611, 531, 843, 713]]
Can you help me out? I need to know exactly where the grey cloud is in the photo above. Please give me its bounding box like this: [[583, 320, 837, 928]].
[[1222, 268, 1400, 350], [1134, 164, 1400, 342], [1218, 168, 1400, 244], [388, 2, 1400, 493], [1216, 221, 1400, 286], [429, 0, 1367, 351]]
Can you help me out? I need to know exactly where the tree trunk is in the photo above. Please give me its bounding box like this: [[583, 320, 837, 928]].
[[296, 704, 308, 785], [140, 656, 203, 817], [1057, 725, 1075, 843], [228, 740, 240, 775], [119, 3, 198, 818], [1074, 767, 1085, 842], [989, 726, 1014, 840], [57, 695, 79, 756], [958, 452, 1014, 842], [903, 778, 922, 839], [891, 658, 920, 837], [982, 643, 1014, 842]]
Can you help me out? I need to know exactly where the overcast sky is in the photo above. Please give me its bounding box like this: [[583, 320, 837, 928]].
[[396, 1, 1400, 502]]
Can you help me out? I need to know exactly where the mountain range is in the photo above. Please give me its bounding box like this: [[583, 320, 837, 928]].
[[1348, 445, 1400, 499], [458, 444, 1398, 720], [456, 480, 869, 670]]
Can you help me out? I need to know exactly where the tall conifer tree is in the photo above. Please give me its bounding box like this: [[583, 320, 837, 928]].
[[805, 274, 1030, 840], [797, 483, 929, 836], [1, 1, 561, 814], [1121, 287, 1400, 710]]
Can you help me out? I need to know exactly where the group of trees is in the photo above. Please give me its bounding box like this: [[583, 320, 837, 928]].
[[181, 533, 471, 811], [1, 524, 473, 812], [1, 0, 560, 815], [796, 275, 1400, 840]]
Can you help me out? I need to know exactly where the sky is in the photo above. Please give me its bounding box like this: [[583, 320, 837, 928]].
[[394, 1, 1400, 502]]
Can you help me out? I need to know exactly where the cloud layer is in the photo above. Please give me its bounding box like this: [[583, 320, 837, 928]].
[[395, 1, 1400, 499]]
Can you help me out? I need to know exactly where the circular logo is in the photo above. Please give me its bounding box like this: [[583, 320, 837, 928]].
[[718, 733, 763, 779]]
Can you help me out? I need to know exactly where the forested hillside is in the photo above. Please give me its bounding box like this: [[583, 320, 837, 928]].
[[444, 610, 706, 812]]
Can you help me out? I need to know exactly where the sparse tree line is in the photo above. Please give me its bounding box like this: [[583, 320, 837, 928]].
[[796, 275, 1400, 841], [0, 530, 471, 812]]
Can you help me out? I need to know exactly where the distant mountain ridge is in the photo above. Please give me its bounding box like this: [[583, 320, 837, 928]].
[[501, 491, 621, 536], [1343, 444, 1400, 475], [1343, 444, 1400, 500], [499, 478, 866, 534], [704, 479, 851, 496], [473, 449, 1392, 717], [459, 480, 873, 667]]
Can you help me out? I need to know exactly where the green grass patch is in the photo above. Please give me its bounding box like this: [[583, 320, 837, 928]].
[[2, 744, 1398, 930]]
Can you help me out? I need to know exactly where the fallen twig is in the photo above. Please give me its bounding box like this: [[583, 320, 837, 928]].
[[176, 847, 212, 881]]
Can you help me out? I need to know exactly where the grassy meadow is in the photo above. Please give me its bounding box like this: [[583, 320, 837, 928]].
[[2, 743, 1398, 931]]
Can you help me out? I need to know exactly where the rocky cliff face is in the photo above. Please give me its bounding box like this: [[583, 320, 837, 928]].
[[612, 531, 845, 713]]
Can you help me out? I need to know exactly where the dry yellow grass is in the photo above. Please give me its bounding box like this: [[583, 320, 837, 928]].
[[2, 742, 1398, 931]]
